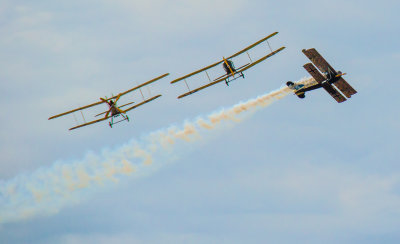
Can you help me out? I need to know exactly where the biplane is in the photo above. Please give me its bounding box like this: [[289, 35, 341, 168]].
[[287, 48, 357, 103], [171, 32, 285, 99], [48, 73, 169, 130]]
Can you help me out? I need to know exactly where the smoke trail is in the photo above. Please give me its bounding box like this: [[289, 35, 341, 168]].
[[0, 77, 314, 224]]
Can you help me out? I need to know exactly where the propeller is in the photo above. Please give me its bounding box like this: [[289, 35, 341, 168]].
[[98, 93, 125, 118], [99, 97, 113, 118], [105, 107, 112, 118], [114, 93, 122, 103]]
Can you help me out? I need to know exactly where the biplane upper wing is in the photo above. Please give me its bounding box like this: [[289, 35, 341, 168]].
[[236, 46, 285, 73], [116, 73, 169, 97], [226, 32, 280, 61], [302, 48, 336, 74], [49, 100, 107, 120], [69, 116, 111, 130], [303, 49, 357, 98], [177, 77, 226, 99], [123, 94, 162, 113], [170, 32, 280, 84], [49, 73, 169, 120]]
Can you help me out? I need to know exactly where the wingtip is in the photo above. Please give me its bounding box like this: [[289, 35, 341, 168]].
[[170, 79, 180, 84]]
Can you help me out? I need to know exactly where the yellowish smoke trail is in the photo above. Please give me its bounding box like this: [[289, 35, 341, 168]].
[[0, 77, 314, 224]]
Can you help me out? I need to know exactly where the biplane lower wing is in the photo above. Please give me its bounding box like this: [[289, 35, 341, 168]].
[[69, 116, 111, 130], [49, 100, 106, 120], [119, 73, 169, 97], [333, 77, 357, 98], [177, 46, 286, 99], [322, 83, 347, 103], [236, 46, 286, 74], [178, 79, 224, 99]]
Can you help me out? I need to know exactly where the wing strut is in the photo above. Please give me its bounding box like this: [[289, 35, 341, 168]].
[[80, 110, 86, 123], [184, 79, 191, 91], [246, 51, 253, 63], [205, 71, 212, 83], [267, 40, 273, 52]]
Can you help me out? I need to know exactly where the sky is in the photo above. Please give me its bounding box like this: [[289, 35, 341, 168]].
[[0, 0, 400, 243]]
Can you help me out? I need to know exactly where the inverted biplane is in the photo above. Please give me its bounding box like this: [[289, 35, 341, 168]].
[[287, 48, 357, 103], [49, 73, 169, 130], [171, 32, 285, 99]]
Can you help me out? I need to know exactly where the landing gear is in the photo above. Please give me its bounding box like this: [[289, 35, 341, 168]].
[[109, 114, 130, 128], [224, 72, 245, 86]]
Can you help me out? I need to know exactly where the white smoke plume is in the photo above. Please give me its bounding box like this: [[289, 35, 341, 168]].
[[0, 77, 314, 224]]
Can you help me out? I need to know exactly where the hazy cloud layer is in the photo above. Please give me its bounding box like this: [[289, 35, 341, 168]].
[[0, 0, 399, 243]]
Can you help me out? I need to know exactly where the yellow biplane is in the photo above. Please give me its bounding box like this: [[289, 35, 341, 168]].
[[49, 73, 169, 130], [170, 32, 285, 99]]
